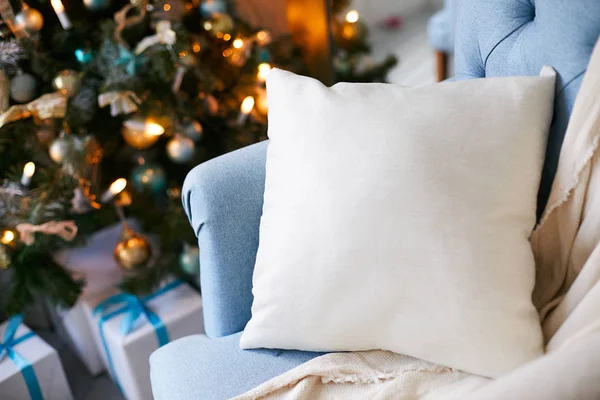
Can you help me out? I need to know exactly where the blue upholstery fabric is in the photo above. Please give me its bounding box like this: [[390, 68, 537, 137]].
[[182, 141, 268, 337], [455, 0, 600, 215], [150, 333, 321, 400], [427, 0, 458, 52]]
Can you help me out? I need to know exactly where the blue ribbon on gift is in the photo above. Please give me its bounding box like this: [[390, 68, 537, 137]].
[[93, 280, 184, 392], [0, 314, 43, 400]]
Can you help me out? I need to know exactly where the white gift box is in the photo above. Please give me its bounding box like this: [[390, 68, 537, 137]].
[[51, 220, 138, 376], [83, 281, 203, 400], [0, 319, 73, 400]]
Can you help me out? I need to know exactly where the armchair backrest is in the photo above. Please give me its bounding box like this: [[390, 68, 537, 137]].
[[455, 0, 600, 215]]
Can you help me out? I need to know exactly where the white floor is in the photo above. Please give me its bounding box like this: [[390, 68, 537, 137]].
[[57, 7, 440, 399]]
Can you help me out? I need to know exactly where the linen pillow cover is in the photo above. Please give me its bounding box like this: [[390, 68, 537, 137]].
[[240, 68, 556, 377]]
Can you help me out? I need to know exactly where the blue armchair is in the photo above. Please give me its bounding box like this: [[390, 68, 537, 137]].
[[150, 1, 599, 399]]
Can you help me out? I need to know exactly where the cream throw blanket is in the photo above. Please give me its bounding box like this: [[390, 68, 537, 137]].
[[234, 39, 600, 400]]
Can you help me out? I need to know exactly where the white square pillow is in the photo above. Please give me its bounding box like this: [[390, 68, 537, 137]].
[[241, 68, 556, 377]]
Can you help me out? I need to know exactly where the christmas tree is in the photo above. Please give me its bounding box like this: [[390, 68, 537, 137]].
[[0, 0, 396, 316]]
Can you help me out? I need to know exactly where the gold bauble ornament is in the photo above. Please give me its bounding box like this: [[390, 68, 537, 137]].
[[121, 117, 164, 149], [114, 224, 152, 272], [0, 244, 12, 269], [15, 6, 44, 34], [52, 70, 81, 97]]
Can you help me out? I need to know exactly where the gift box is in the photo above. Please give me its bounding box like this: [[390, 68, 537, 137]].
[[83, 280, 203, 400], [51, 220, 139, 376], [0, 315, 73, 400]]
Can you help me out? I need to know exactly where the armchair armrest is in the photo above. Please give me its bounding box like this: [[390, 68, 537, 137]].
[[182, 141, 268, 337]]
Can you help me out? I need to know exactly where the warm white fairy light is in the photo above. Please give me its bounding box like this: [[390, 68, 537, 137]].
[[257, 63, 272, 82], [145, 121, 165, 136], [232, 38, 244, 49], [0, 230, 15, 245], [237, 96, 255, 124], [20, 162, 35, 186], [51, 0, 72, 30], [345, 10, 359, 23], [101, 178, 127, 203]]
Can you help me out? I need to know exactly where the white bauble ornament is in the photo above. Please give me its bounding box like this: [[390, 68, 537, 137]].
[[10, 72, 37, 103], [49, 137, 71, 163], [183, 120, 203, 142], [166, 135, 195, 163]]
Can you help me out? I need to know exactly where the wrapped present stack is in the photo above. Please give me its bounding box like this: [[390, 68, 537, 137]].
[[0, 315, 73, 400]]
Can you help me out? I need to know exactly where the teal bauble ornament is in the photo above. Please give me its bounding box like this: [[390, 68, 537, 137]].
[[166, 135, 195, 164], [179, 245, 200, 275], [83, 0, 111, 11], [10, 72, 37, 103], [75, 48, 94, 64], [131, 163, 167, 193]]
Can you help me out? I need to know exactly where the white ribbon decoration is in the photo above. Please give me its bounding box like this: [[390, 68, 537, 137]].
[[134, 20, 176, 55], [98, 90, 142, 116]]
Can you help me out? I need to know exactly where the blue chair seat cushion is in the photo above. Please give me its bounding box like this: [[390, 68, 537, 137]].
[[150, 332, 322, 400]]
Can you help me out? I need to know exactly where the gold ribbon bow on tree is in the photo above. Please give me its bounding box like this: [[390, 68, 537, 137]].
[[114, 3, 147, 48], [135, 20, 176, 55], [98, 91, 142, 116], [0, 93, 67, 128], [16, 221, 78, 245]]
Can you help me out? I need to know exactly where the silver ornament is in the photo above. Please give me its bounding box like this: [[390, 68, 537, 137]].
[[83, 0, 112, 11], [179, 245, 200, 275], [166, 135, 195, 163], [49, 137, 71, 164], [183, 120, 203, 142], [10, 72, 37, 103], [15, 7, 44, 33], [53, 69, 81, 97]]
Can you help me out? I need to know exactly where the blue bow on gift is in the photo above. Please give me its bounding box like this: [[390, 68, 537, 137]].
[[93, 280, 184, 392], [117, 45, 142, 76], [0, 315, 43, 400]]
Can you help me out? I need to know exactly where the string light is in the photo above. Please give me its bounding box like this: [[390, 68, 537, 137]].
[[203, 21, 212, 31], [345, 10, 359, 23], [192, 42, 201, 52], [51, 0, 72, 30], [101, 178, 127, 203], [163, 4, 171, 11], [145, 121, 165, 136], [223, 33, 231, 41], [232, 38, 244, 49], [20, 162, 35, 186], [222, 48, 233, 57], [0, 230, 15, 246], [237, 96, 255, 124], [257, 63, 272, 82]]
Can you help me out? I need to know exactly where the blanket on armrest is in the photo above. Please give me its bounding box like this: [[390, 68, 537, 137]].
[[234, 39, 600, 400]]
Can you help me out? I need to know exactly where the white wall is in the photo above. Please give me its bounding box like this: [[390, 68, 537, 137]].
[[350, 0, 440, 24]]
